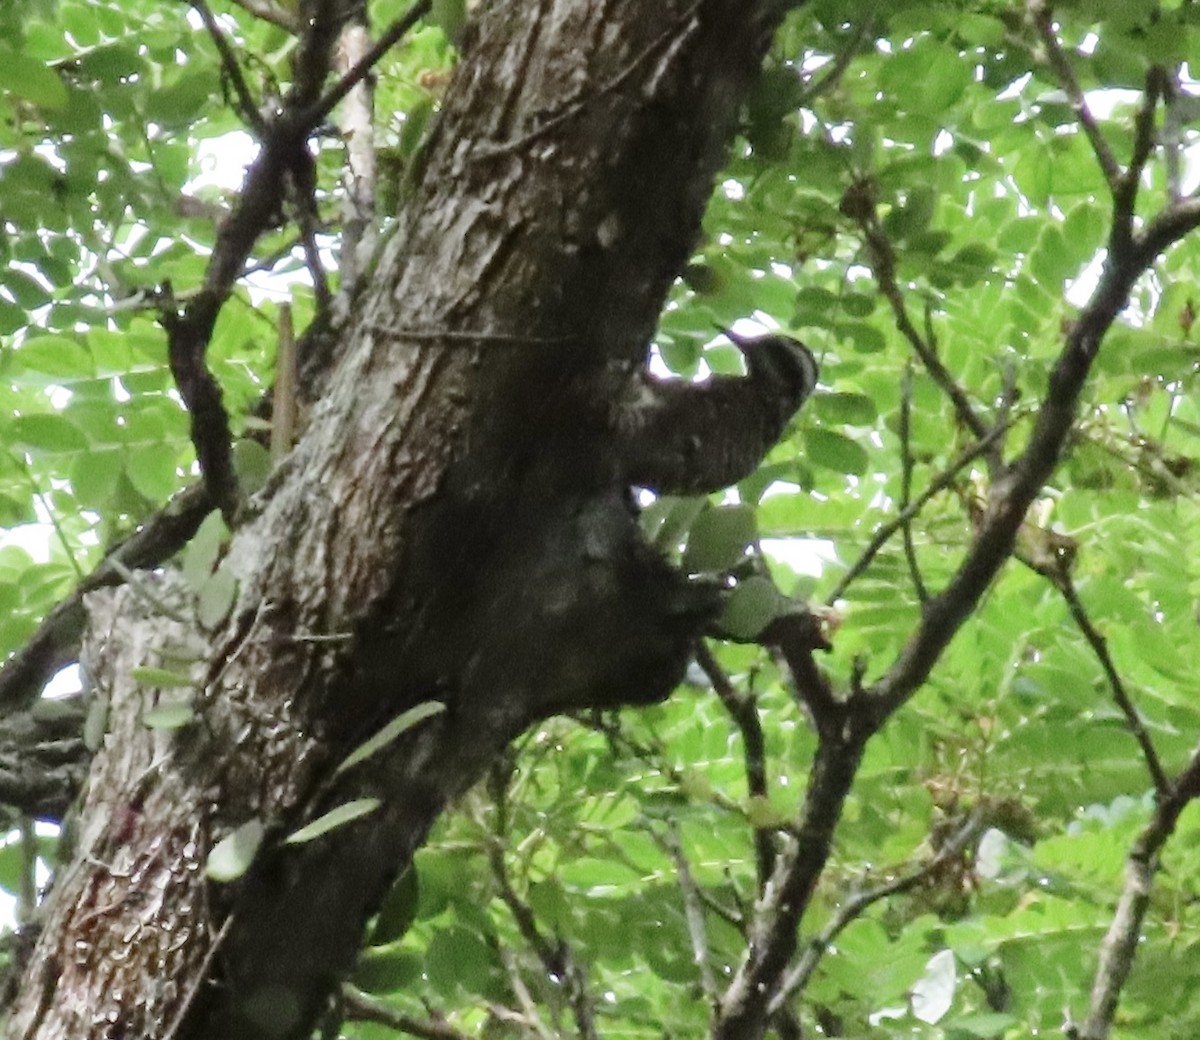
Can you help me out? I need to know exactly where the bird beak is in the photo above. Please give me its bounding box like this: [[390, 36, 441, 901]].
[[716, 325, 749, 352]]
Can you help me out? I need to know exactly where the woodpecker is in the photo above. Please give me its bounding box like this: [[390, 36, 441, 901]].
[[723, 327, 818, 435], [614, 328, 818, 496]]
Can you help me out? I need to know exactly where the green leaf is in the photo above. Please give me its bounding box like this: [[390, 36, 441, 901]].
[[369, 867, 419, 945], [426, 924, 496, 996], [745, 795, 790, 829], [0, 45, 67, 108], [352, 947, 424, 994], [721, 576, 786, 640], [70, 449, 122, 508], [837, 322, 887, 354], [131, 666, 195, 689], [812, 392, 877, 425], [284, 798, 382, 845], [682, 504, 757, 572], [9, 414, 89, 454], [197, 567, 238, 630], [125, 442, 180, 502], [143, 701, 195, 730], [206, 818, 265, 883], [803, 428, 870, 475], [232, 438, 272, 493], [11, 335, 94, 384], [336, 701, 447, 777], [181, 510, 228, 594]]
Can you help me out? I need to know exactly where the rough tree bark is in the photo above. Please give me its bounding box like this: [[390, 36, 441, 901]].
[[7, 3, 795, 1038]]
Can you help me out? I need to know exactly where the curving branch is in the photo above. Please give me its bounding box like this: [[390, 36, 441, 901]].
[[341, 986, 473, 1040], [163, 0, 431, 521], [0, 483, 212, 718]]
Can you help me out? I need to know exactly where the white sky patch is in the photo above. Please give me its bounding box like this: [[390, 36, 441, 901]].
[[194, 132, 258, 194], [761, 536, 835, 578]]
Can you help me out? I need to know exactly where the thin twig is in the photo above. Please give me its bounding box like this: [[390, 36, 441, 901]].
[[486, 762, 599, 1040], [1027, 1, 1121, 191], [797, 15, 874, 106], [494, 946, 557, 1040], [192, 0, 267, 136], [12, 454, 84, 582], [306, 0, 433, 127], [768, 812, 984, 1014], [1055, 575, 1168, 795], [898, 364, 928, 603], [1110, 66, 1164, 255], [227, 0, 300, 33], [662, 820, 719, 1004], [826, 419, 1012, 605], [341, 986, 473, 1040], [857, 214, 990, 441]]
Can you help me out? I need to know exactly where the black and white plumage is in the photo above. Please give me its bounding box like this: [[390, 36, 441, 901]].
[[614, 330, 817, 495]]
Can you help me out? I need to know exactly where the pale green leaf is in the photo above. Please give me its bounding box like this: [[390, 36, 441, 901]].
[[336, 701, 447, 777], [284, 799, 382, 845]]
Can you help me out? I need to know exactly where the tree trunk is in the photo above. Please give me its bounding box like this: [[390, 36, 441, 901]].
[[7, 3, 791, 1037]]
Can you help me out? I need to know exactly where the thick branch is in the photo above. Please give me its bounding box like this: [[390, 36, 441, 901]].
[[0, 483, 212, 718], [0, 692, 91, 820], [713, 724, 869, 1038]]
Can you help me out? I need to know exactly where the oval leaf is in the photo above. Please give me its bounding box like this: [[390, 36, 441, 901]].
[[182, 510, 229, 593], [0, 47, 68, 108], [721, 576, 786, 640], [813, 392, 877, 425], [143, 701, 195, 730], [10, 414, 89, 454], [803, 428, 870, 475], [682, 504, 757, 572], [370, 867, 420, 945], [206, 818, 265, 883], [197, 567, 238, 630]]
